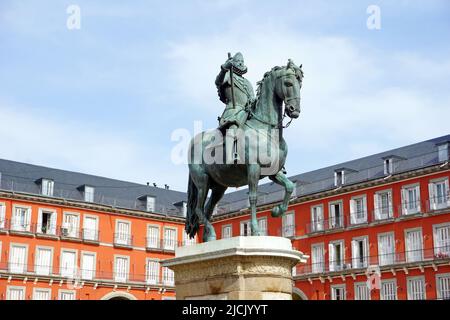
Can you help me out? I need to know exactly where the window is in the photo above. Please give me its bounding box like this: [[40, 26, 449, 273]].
[[311, 243, 324, 273], [147, 225, 160, 248], [183, 231, 196, 246], [7, 286, 25, 300], [380, 280, 397, 300], [240, 220, 251, 236], [384, 158, 393, 175], [329, 202, 343, 228], [354, 282, 370, 300], [407, 277, 426, 300], [164, 227, 177, 250], [434, 224, 450, 258], [282, 212, 295, 237], [62, 212, 80, 238], [350, 196, 367, 224], [58, 290, 76, 300], [378, 233, 395, 266], [405, 229, 423, 262], [81, 252, 96, 280], [436, 274, 450, 300], [37, 208, 57, 235], [41, 179, 54, 196], [84, 186, 95, 202], [334, 170, 344, 187], [0, 202, 5, 229], [310, 205, 324, 232], [162, 266, 174, 286], [401, 184, 421, 215], [329, 241, 344, 272], [258, 217, 267, 236], [374, 190, 393, 220], [60, 250, 77, 278], [331, 285, 346, 300], [429, 179, 449, 211], [11, 206, 31, 232], [438, 143, 449, 162], [146, 260, 160, 285], [83, 215, 98, 241], [115, 220, 131, 246], [114, 256, 129, 282], [35, 247, 53, 276], [146, 196, 156, 212], [32, 288, 51, 300], [351, 237, 368, 269], [9, 244, 27, 273], [222, 224, 232, 239]]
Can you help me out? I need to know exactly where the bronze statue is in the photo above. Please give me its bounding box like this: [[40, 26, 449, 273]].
[[186, 54, 304, 242]]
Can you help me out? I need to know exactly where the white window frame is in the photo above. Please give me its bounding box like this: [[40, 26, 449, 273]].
[[84, 186, 95, 203], [162, 266, 174, 286], [354, 281, 371, 300], [146, 224, 161, 249], [58, 289, 76, 300], [82, 214, 99, 241], [32, 287, 51, 300], [330, 284, 346, 300], [282, 211, 295, 237], [438, 143, 449, 162], [428, 178, 450, 211], [257, 216, 268, 236], [328, 201, 343, 229], [401, 183, 421, 215], [60, 249, 77, 278], [436, 273, 450, 300], [11, 204, 32, 232], [328, 240, 345, 272], [6, 285, 26, 300], [310, 204, 324, 232], [433, 222, 450, 258], [146, 196, 156, 212], [163, 226, 177, 250], [384, 158, 393, 175], [41, 179, 54, 197], [35, 245, 54, 276], [183, 230, 196, 246], [380, 279, 397, 300], [378, 232, 395, 266], [146, 258, 160, 285], [240, 220, 251, 236], [350, 195, 367, 225], [62, 211, 80, 238], [114, 255, 130, 283], [115, 219, 131, 246], [405, 228, 423, 263], [9, 243, 28, 274], [351, 236, 368, 269], [0, 202, 6, 229], [311, 243, 325, 273], [80, 251, 96, 280], [334, 170, 345, 187], [374, 189, 393, 220], [37, 207, 57, 235], [222, 224, 232, 239], [407, 276, 426, 300]]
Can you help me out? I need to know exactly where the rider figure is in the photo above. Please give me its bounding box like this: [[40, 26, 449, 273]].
[[215, 52, 255, 163]]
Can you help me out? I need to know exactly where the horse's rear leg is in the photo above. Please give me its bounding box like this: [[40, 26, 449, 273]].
[[190, 166, 214, 241], [248, 164, 262, 236], [269, 171, 295, 218], [204, 183, 227, 222]]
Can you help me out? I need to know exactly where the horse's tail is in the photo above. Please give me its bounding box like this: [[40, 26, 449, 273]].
[[185, 174, 199, 239]]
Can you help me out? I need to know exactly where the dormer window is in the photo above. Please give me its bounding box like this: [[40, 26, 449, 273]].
[[384, 158, 393, 175], [84, 186, 95, 202], [334, 170, 344, 187], [146, 196, 156, 212], [38, 178, 54, 197], [438, 142, 449, 162], [174, 201, 187, 217]]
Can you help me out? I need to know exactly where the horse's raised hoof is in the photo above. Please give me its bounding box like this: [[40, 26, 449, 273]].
[[271, 205, 286, 217]]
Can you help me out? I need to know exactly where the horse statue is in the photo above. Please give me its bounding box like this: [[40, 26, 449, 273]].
[[186, 59, 304, 242]]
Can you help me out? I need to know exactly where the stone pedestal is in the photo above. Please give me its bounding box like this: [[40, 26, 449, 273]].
[[162, 236, 308, 300]]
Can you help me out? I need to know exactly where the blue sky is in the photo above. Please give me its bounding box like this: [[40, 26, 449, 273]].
[[0, 0, 449, 192]]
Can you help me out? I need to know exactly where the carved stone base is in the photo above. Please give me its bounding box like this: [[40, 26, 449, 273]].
[[162, 236, 308, 300]]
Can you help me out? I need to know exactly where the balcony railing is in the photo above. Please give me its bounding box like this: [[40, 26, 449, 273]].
[[306, 216, 345, 234], [295, 246, 450, 276], [59, 226, 82, 239], [114, 233, 134, 247], [82, 228, 100, 243], [145, 238, 185, 251], [0, 262, 175, 287]]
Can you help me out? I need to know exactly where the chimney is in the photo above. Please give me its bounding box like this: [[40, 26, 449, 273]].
[[153, 183, 157, 187]]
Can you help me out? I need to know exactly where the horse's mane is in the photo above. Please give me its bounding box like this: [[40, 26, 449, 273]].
[[255, 66, 283, 103]]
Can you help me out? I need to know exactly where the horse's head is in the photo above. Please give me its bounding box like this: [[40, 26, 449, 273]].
[[274, 59, 303, 119]]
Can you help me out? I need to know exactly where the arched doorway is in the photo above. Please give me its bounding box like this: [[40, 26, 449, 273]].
[[292, 287, 308, 300], [101, 291, 138, 300]]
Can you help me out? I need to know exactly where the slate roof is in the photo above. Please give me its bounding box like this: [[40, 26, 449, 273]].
[[0, 134, 448, 217]]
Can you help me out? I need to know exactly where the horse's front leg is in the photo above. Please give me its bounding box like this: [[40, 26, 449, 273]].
[[269, 171, 295, 217], [248, 164, 262, 236]]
